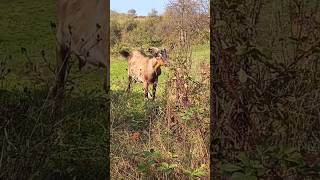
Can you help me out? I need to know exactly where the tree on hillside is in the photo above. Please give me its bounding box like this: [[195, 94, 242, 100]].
[[110, 20, 121, 47], [127, 9, 137, 16], [161, 0, 210, 45], [110, 10, 118, 16], [148, 8, 158, 17]]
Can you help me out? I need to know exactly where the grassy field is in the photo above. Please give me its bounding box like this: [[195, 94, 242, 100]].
[[0, 0, 108, 179], [110, 43, 209, 130], [110, 43, 210, 179], [111, 43, 209, 91]]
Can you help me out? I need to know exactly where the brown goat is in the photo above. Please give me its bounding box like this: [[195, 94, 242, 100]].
[[120, 48, 169, 99]]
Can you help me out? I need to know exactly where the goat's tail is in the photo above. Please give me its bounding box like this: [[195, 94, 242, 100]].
[[119, 50, 130, 59]]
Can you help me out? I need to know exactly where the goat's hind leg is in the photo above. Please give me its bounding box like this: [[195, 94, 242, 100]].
[[126, 75, 133, 93]]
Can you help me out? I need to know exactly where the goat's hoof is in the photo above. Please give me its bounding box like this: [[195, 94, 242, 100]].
[[147, 92, 153, 99]]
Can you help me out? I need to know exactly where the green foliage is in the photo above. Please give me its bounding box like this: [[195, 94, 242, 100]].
[[127, 9, 136, 17], [110, 26, 209, 180], [221, 152, 265, 179], [221, 145, 320, 179], [212, 1, 320, 179], [136, 149, 207, 179], [137, 149, 178, 178], [110, 4, 209, 54], [179, 107, 205, 128], [110, 19, 121, 47], [183, 164, 207, 178], [179, 108, 195, 127], [110, 13, 164, 54]]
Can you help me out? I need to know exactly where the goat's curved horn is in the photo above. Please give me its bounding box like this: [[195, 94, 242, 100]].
[[163, 48, 169, 60]]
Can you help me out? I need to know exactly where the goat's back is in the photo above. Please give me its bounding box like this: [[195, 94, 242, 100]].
[[127, 50, 160, 83]]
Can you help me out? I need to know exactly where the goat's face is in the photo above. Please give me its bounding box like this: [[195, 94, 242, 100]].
[[150, 48, 170, 67]]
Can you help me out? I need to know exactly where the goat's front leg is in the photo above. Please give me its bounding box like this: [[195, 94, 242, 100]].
[[143, 81, 149, 100], [152, 81, 158, 100]]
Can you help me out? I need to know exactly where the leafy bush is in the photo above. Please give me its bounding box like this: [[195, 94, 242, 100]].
[[211, 0, 320, 179]]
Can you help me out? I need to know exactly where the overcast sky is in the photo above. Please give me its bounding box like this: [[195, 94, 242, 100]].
[[110, 0, 169, 16]]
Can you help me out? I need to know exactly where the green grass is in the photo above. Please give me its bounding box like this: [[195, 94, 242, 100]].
[[0, 0, 108, 179], [192, 43, 210, 60], [110, 55, 170, 131], [110, 43, 209, 94], [110, 44, 210, 179], [0, 0, 57, 90], [191, 43, 210, 80], [0, 0, 56, 62], [109, 43, 209, 131], [110, 43, 209, 130]]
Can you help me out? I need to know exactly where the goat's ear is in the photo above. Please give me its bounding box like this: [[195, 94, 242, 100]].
[[163, 49, 169, 59], [148, 47, 159, 56], [148, 48, 153, 53], [162, 48, 167, 55]]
